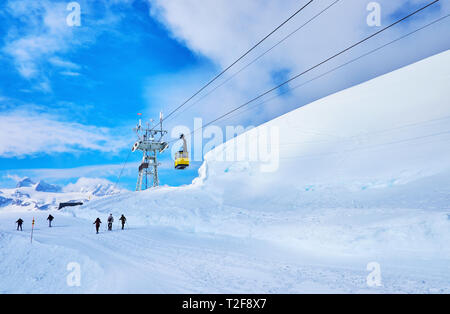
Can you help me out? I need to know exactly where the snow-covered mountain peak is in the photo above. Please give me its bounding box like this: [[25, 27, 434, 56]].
[[35, 180, 62, 193], [16, 177, 35, 188], [63, 177, 121, 197]]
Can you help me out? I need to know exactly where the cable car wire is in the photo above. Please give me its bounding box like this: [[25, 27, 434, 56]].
[[164, 0, 342, 125], [115, 1, 444, 187], [167, 0, 441, 145], [114, 1, 317, 185], [217, 13, 450, 126], [113, 149, 132, 190], [149, 0, 316, 130]]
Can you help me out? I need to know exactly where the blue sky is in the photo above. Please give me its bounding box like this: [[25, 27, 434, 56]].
[[0, 0, 209, 189], [0, 0, 449, 190]]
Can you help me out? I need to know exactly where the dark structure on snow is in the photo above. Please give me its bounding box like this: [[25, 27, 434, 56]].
[[58, 202, 83, 210]]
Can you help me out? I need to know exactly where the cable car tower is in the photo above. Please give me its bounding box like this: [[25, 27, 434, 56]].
[[132, 113, 168, 191]]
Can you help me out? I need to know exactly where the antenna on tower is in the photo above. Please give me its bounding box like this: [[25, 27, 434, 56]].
[[131, 113, 169, 191]]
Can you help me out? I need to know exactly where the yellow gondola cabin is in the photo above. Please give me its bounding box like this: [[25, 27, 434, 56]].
[[175, 134, 189, 170]]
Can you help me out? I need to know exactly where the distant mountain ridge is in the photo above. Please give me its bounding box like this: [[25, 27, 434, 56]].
[[0, 177, 123, 212]]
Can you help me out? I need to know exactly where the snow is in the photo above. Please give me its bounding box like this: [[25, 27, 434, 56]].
[[63, 177, 121, 197], [16, 177, 35, 188], [1, 51, 450, 293], [35, 180, 62, 193]]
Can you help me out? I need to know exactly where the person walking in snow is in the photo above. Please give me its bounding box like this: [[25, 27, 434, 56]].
[[93, 218, 102, 234], [47, 214, 54, 227], [119, 215, 126, 230], [107, 214, 114, 231], [16, 218, 24, 231]]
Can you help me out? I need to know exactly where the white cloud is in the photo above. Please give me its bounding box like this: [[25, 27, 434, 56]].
[[0, 108, 129, 157], [3, 1, 74, 80], [0, 159, 179, 184], [3, 174, 26, 183], [2, 0, 136, 91], [48, 56, 81, 70], [60, 71, 81, 77], [24, 163, 137, 181]]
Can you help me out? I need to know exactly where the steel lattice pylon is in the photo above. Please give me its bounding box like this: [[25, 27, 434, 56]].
[[132, 114, 168, 191]]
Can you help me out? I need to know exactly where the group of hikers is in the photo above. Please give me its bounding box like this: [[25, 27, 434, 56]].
[[93, 214, 127, 234], [15, 213, 127, 234]]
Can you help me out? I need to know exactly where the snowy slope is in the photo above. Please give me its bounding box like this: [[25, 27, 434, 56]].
[[1, 51, 449, 293]]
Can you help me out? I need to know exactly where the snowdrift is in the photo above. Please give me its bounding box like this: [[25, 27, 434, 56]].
[[69, 51, 450, 260]]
